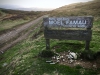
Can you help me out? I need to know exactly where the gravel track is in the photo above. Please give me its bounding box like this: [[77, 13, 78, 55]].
[[0, 15, 46, 53]]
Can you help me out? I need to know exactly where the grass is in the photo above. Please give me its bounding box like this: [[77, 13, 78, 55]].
[[0, 19, 100, 75], [0, 35, 98, 75], [0, 19, 30, 32], [0, 1, 100, 74], [50, 0, 100, 22], [0, 10, 6, 19], [0, 8, 45, 33]]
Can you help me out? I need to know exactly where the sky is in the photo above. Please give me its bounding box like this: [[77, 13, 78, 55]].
[[0, 0, 93, 10]]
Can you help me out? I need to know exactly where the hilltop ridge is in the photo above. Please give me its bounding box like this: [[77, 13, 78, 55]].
[[50, 0, 100, 20]]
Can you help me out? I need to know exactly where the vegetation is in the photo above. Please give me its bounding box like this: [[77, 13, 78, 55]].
[[0, 8, 45, 33], [0, 0, 100, 75], [0, 19, 30, 31], [50, 0, 100, 21], [0, 20, 100, 75]]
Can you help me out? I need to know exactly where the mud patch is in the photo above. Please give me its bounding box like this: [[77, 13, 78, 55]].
[[46, 51, 100, 69]]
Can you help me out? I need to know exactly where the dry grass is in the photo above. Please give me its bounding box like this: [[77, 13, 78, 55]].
[[50, 0, 100, 21], [0, 19, 30, 31]]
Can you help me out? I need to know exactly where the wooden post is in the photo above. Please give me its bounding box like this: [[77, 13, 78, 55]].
[[85, 28, 91, 50], [46, 39, 50, 50], [44, 26, 50, 50], [85, 41, 90, 50]]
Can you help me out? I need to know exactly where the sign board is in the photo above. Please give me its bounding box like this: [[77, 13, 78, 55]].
[[44, 30, 92, 41], [43, 16, 93, 50], [44, 16, 93, 28]]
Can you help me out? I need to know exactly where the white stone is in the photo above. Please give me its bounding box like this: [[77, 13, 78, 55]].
[[69, 59, 74, 63], [50, 62, 56, 64], [0, 51, 4, 53], [69, 52, 77, 59], [63, 59, 65, 62], [60, 56, 64, 59], [93, 64, 97, 68], [46, 61, 52, 63], [2, 63, 8, 67], [52, 56, 56, 59], [57, 60, 60, 63]]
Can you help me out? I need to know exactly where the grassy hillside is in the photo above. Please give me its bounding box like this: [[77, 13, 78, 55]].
[[50, 0, 100, 21], [0, 8, 45, 33], [0, 0, 100, 75]]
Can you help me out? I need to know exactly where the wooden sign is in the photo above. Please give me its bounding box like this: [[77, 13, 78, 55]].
[[43, 16, 93, 50], [44, 30, 92, 41], [43, 16, 93, 28]]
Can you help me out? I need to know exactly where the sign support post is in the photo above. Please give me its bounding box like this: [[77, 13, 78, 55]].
[[85, 41, 90, 50], [85, 27, 92, 50], [46, 39, 50, 50]]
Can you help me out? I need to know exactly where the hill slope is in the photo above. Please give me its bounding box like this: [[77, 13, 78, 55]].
[[50, 0, 100, 20], [0, 8, 45, 34], [0, 0, 100, 74]]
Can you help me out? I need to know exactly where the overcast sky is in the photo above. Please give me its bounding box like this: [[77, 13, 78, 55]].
[[0, 0, 93, 9]]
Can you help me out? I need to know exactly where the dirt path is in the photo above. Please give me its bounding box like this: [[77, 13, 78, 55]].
[[0, 15, 47, 53]]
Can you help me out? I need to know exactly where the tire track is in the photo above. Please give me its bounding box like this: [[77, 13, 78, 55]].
[[0, 15, 47, 53]]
